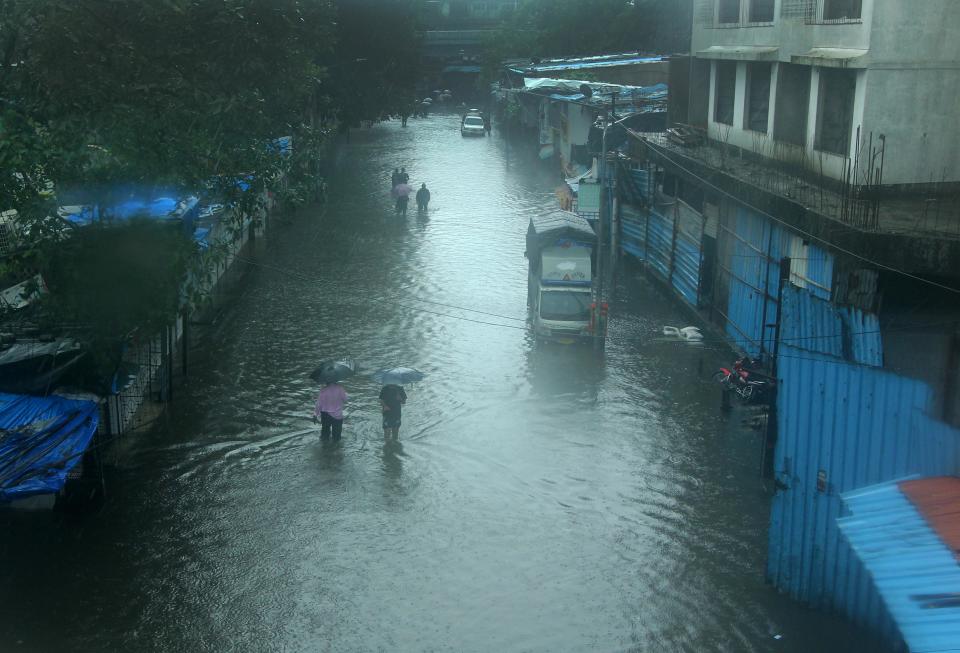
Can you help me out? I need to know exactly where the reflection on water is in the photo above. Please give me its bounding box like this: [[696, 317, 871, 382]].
[[0, 114, 885, 653], [381, 440, 404, 480]]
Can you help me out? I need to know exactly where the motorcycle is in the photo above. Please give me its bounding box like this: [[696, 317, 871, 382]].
[[713, 357, 775, 404]]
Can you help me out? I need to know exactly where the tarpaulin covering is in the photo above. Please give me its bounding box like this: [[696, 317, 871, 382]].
[[526, 56, 664, 72], [0, 393, 100, 502], [527, 211, 596, 257]]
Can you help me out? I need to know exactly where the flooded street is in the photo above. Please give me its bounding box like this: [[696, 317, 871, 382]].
[[2, 114, 880, 652]]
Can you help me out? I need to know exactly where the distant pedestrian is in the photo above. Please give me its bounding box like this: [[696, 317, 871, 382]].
[[399, 167, 409, 184], [416, 183, 431, 212], [391, 168, 400, 189], [379, 384, 407, 439], [314, 381, 348, 441], [483, 113, 491, 135]]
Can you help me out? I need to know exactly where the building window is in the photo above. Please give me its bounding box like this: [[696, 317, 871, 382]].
[[714, 61, 737, 125], [815, 68, 856, 155], [823, 0, 861, 21], [744, 62, 772, 132], [774, 63, 811, 146], [718, 0, 741, 24], [749, 0, 775, 22]]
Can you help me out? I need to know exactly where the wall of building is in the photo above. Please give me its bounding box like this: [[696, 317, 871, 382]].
[[860, 68, 960, 185], [692, 0, 874, 58], [869, 0, 959, 64]]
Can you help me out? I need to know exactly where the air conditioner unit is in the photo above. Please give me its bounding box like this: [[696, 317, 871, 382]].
[[0, 210, 21, 255]]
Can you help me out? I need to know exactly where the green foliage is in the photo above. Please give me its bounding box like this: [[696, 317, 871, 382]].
[[480, 0, 692, 84], [0, 0, 400, 384], [40, 220, 194, 376], [327, 0, 422, 125]]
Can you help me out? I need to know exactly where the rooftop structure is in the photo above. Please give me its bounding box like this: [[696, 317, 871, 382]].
[[506, 52, 670, 87]]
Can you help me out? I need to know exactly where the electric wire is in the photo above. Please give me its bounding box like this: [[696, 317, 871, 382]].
[[232, 255, 528, 329], [234, 251, 957, 347], [625, 129, 960, 295]]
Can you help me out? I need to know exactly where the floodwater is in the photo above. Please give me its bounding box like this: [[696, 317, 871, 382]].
[[1, 114, 886, 652]]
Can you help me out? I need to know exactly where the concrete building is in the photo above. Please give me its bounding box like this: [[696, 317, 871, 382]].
[[688, 0, 960, 187]]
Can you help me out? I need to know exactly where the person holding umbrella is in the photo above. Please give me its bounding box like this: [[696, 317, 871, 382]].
[[314, 381, 348, 440], [392, 181, 413, 216], [310, 361, 356, 441], [379, 384, 407, 440], [373, 367, 424, 440]]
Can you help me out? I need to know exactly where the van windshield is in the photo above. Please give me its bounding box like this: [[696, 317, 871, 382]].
[[464, 116, 484, 126], [540, 290, 591, 321]]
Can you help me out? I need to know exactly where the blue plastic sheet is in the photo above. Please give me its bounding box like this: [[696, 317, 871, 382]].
[[0, 393, 100, 502]]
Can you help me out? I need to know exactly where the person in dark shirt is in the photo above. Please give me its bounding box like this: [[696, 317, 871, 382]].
[[399, 167, 409, 184], [379, 384, 407, 439], [416, 183, 431, 212]]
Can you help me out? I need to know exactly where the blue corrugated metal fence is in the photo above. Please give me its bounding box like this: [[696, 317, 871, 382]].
[[618, 197, 704, 309], [768, 294, 960, 633], [718, 207, 835, 358]]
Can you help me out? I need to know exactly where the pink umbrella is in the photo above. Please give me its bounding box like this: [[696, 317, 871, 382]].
[[391, 183, 413, 198]]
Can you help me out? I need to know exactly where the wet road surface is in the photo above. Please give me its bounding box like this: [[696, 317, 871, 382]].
[[1, 114, 885, 652]]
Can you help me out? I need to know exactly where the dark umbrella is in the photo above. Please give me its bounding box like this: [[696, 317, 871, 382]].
[[310, 360, 357, 384], [372, 367, 425, 385]]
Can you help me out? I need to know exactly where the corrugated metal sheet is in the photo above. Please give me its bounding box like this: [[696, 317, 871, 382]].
[[839, 479, 960, 653], [780, 285, 844, 358], [720, 207, 782, 356], [840, 306, 884, 367], [646, 206, 673, 280], [718, 207, 835, 358], [779, 285, 884, 365], [768, 340, 960, 632], [670, 202, 704, 307], [620, 204, 646, 261]]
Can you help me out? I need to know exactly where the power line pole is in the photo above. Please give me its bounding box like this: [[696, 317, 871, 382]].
[[595, 109, 609, 351]]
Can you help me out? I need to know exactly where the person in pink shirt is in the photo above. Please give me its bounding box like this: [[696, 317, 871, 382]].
[[313, 381, 348, 440]]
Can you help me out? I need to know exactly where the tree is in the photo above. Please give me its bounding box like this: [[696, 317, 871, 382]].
[[326, 0, 422, 126], [0, 0, 338, 380], [480, 0, 692, 81]]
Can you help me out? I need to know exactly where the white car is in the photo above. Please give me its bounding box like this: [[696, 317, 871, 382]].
[[461, 115, 486, 136]]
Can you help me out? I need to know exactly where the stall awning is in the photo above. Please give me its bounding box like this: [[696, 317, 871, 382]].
[[838, 477, 960, 653], [0, 393, 100, 502], [696, 45, 778, 61], [792, 47, 868, 67]]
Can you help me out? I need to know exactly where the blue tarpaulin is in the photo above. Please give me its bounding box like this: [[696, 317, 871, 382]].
[[268, 136, 292, 158], [0, 393, 100, 502], [61, 195, 199, 227]]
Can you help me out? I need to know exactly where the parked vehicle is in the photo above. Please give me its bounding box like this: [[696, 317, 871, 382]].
[[461, 114, 485, 137], [713, 357, 775, 403], [526, 212, 598, 343]]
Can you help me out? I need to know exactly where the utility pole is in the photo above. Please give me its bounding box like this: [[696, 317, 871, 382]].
[[594, 95, 629, 351], [594, 108, 609, 351]]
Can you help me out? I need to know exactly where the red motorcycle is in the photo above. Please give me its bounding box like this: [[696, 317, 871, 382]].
[[713, 357, 775, 403]]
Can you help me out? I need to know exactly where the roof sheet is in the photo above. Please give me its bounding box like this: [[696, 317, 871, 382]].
[[839, 479, 960, 653], [526, 211, 596, 254], [900, 477, 960, 561], [527, 55, 664, 72]]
